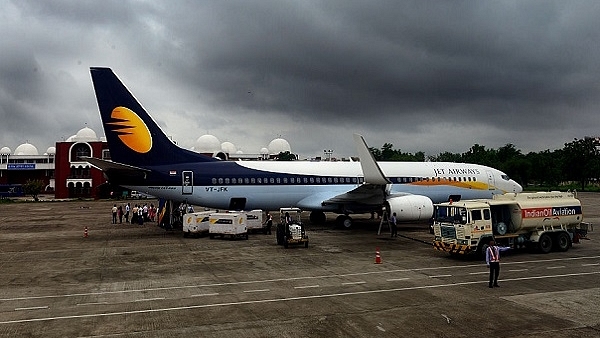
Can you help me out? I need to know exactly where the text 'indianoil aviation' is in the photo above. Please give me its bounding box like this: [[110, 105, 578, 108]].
[[85, 67, 522, 227]]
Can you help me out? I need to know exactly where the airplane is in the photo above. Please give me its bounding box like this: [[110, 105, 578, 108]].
[[85, 67, 523, 228]]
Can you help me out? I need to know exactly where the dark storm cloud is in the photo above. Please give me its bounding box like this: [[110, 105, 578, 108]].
[[1, 0, 599, 157]]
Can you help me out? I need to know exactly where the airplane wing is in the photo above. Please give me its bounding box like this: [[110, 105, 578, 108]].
[[353, 134, 391, 185], [298, 134, 396, 210]]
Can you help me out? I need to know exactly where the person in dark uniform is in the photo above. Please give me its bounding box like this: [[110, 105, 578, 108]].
[[265, 212, 273, 235], [486, 240, 510, 288], [390, 212, 398, 237]]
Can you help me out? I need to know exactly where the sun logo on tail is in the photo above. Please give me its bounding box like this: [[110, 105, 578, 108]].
[[107, 107, 152, 153]]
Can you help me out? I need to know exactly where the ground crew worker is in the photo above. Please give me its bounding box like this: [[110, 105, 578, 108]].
[[486, 240, 510, 288], [264, 212, 273, 235], [390, 212, 398, 237]]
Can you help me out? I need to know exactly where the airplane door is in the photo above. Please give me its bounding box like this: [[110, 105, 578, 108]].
[[486, 171, 495, 190], [182, 171, 193, 195]]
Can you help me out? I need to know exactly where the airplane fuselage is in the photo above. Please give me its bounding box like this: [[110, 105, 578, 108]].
[[120, 160, 518, 212]]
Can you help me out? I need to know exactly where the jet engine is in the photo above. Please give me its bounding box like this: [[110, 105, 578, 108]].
[[385, 195, 434, 222]]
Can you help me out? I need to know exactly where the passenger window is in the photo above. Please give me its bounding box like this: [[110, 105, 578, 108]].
[[218, 178, 223, 184], [225, 178, 230, 184], [212, 178, 217, 184], [483, 209, 491, 220], [251, 178, 256, 184]]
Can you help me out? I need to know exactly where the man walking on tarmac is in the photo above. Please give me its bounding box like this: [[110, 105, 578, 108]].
[[486, 240, 510, 288]]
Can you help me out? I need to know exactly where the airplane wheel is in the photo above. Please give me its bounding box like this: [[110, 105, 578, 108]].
[[336, 215, 353, 229], [310, 211, 326, 224]]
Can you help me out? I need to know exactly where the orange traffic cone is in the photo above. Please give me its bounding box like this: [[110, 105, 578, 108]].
[[375, 247, 382, 264], [84, 227, 88, 238]]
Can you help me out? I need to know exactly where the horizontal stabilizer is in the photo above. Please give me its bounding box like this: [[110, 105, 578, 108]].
[[82, 157, 150, 173]]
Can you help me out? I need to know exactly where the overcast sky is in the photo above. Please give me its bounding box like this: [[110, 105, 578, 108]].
[[1, 1, 599, 159]]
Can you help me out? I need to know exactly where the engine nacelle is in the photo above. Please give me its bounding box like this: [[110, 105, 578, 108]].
[[385, 195, 434, 222]]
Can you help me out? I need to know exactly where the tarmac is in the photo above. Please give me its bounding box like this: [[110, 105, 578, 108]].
[[0, 192, 599, 337]]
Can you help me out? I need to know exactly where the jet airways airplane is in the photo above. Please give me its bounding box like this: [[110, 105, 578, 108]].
[[85, 67, 522, 227]]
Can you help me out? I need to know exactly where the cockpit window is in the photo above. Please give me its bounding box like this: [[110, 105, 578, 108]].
[[501, 174, 510, 181]]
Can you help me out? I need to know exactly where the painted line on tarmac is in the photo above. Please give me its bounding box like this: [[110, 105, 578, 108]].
[[429, 275, 452, 278], [469, 271, 488, 275], [341, 281, 366, 286], [386, 278, 410, 282], [508, 269, 528, 272], [2, 255, 599, 302], [134, 297, 165, 302], [582, 263, 599, 266], [14, 306, 48, 311], [294, 285, 320, 289], [190, 293, 219, 297], [2, 271, 599, 325], [546, 266, 566, 269]]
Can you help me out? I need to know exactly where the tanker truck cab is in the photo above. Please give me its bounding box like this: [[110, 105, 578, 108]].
[[433, 192, 591, 257]]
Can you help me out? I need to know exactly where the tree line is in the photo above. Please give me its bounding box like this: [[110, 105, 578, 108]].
[[369, 137, 600, 191]]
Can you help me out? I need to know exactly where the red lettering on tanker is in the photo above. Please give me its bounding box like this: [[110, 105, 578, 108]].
[[522, 208, 552, 218], [522, 206, 582, 218]]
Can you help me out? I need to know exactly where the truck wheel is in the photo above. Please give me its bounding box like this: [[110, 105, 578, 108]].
[[305, 241, 309, 248], [283, 237, 288, 248], [555, 232, 571, 252], [538, 233, 553, 254]]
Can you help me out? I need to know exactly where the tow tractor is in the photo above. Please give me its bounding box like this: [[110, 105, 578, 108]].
[[276, 207, 309, 248]]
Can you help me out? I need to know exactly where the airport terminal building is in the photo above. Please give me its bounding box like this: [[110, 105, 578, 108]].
[[0, 127, 109, 199]]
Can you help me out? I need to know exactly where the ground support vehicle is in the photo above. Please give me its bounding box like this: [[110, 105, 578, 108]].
[[232, 209, 268, 234], [276, 208, 309, 248], [182, 211, 212, 237], [209, 212, 248, 240], [432, 191, 592, 256]]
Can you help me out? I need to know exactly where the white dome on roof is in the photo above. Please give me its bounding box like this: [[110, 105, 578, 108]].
[[0, 146, 11, 154], [46, 146, 56, 155], [14, 143, 39, 155], [268, 138, 291, 154], [260, 147, 269, 155], [195, 134, 221, 153], [73, 127, 98, 142], [221, 142, 237, 154], [66, 135, 77, 142]]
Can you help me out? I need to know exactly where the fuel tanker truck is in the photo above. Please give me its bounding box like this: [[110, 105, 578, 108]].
[[432, 191, 592, 256]]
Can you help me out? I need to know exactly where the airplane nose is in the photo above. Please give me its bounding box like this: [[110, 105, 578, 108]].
[[512, 180, 523, 193]]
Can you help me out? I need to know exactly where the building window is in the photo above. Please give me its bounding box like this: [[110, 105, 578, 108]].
[[71, 143, 91, 162]]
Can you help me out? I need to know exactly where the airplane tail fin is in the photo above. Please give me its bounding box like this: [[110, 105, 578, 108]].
[[90, 67, 217, 167]]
